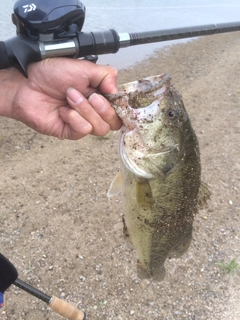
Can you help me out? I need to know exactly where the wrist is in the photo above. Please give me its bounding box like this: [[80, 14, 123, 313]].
[[0, 68, 23, 118]]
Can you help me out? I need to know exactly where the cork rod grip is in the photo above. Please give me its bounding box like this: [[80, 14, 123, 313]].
[[49, 296, 86, 320]]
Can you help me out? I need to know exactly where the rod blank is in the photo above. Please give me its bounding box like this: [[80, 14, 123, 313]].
[[119, 21, 240, 47], [14, 278, 51, 304]]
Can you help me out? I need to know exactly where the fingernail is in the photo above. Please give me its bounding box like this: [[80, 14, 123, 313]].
[[66, 87, 84, 104], [89, 93, 107, 113]]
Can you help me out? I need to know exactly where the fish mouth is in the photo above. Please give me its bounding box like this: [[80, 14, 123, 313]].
[[105, 73, 171, 129]]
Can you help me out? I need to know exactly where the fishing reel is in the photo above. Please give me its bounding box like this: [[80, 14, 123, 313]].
[[0, 0, 122, 76], [12, 0, 86, 41]]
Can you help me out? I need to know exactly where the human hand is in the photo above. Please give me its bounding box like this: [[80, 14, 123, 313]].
[[8, 58, 122, 139]]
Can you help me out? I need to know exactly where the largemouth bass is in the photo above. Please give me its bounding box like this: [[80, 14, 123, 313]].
[[106, 74, 210, 281]]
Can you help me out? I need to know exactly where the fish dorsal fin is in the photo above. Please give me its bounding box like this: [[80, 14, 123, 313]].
[[107, 172, 123, 198], [197, 181, 211, 210]]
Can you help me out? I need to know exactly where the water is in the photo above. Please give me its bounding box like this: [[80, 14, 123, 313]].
[[0, 0, 240, 69]]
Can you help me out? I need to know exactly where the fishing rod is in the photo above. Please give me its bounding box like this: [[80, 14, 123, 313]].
[[0, 253, 86, 319], [0, 0, 240, 77]]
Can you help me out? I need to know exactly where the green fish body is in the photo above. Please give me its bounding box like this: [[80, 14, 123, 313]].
[[107, 74, 210, 281]]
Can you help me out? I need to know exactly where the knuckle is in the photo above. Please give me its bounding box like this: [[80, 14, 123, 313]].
[[93, 123, 110, 136], [81, 122, 93, 135], [108, 66, 118, 78]]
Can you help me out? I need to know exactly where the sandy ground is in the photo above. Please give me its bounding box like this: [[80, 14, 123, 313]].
[[0, 32, 240, 320]]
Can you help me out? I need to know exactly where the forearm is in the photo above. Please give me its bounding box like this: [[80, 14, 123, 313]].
[[0, 68, 23, 118]]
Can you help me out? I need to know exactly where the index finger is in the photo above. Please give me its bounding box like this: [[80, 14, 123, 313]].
[[88, 93, 122, 131], [88, 64, 118, 94]]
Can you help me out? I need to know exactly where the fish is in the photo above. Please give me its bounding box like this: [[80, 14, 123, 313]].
[[106, 74, 211, 281]]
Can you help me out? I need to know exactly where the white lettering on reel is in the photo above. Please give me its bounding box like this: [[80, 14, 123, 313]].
[[23, 4, 37, 13]]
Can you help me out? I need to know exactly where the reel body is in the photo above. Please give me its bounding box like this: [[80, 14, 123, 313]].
[[13, 0, 85, 40]]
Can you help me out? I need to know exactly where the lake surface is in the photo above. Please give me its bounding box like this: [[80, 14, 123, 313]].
[[0, 0, 240, 68]]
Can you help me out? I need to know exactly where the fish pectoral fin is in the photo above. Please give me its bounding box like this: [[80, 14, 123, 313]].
[[197, 181, 211, 210], [107, 171, 123, 198]]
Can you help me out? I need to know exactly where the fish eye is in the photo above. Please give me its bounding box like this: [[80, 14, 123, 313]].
[[168, 109, 178, 120]]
